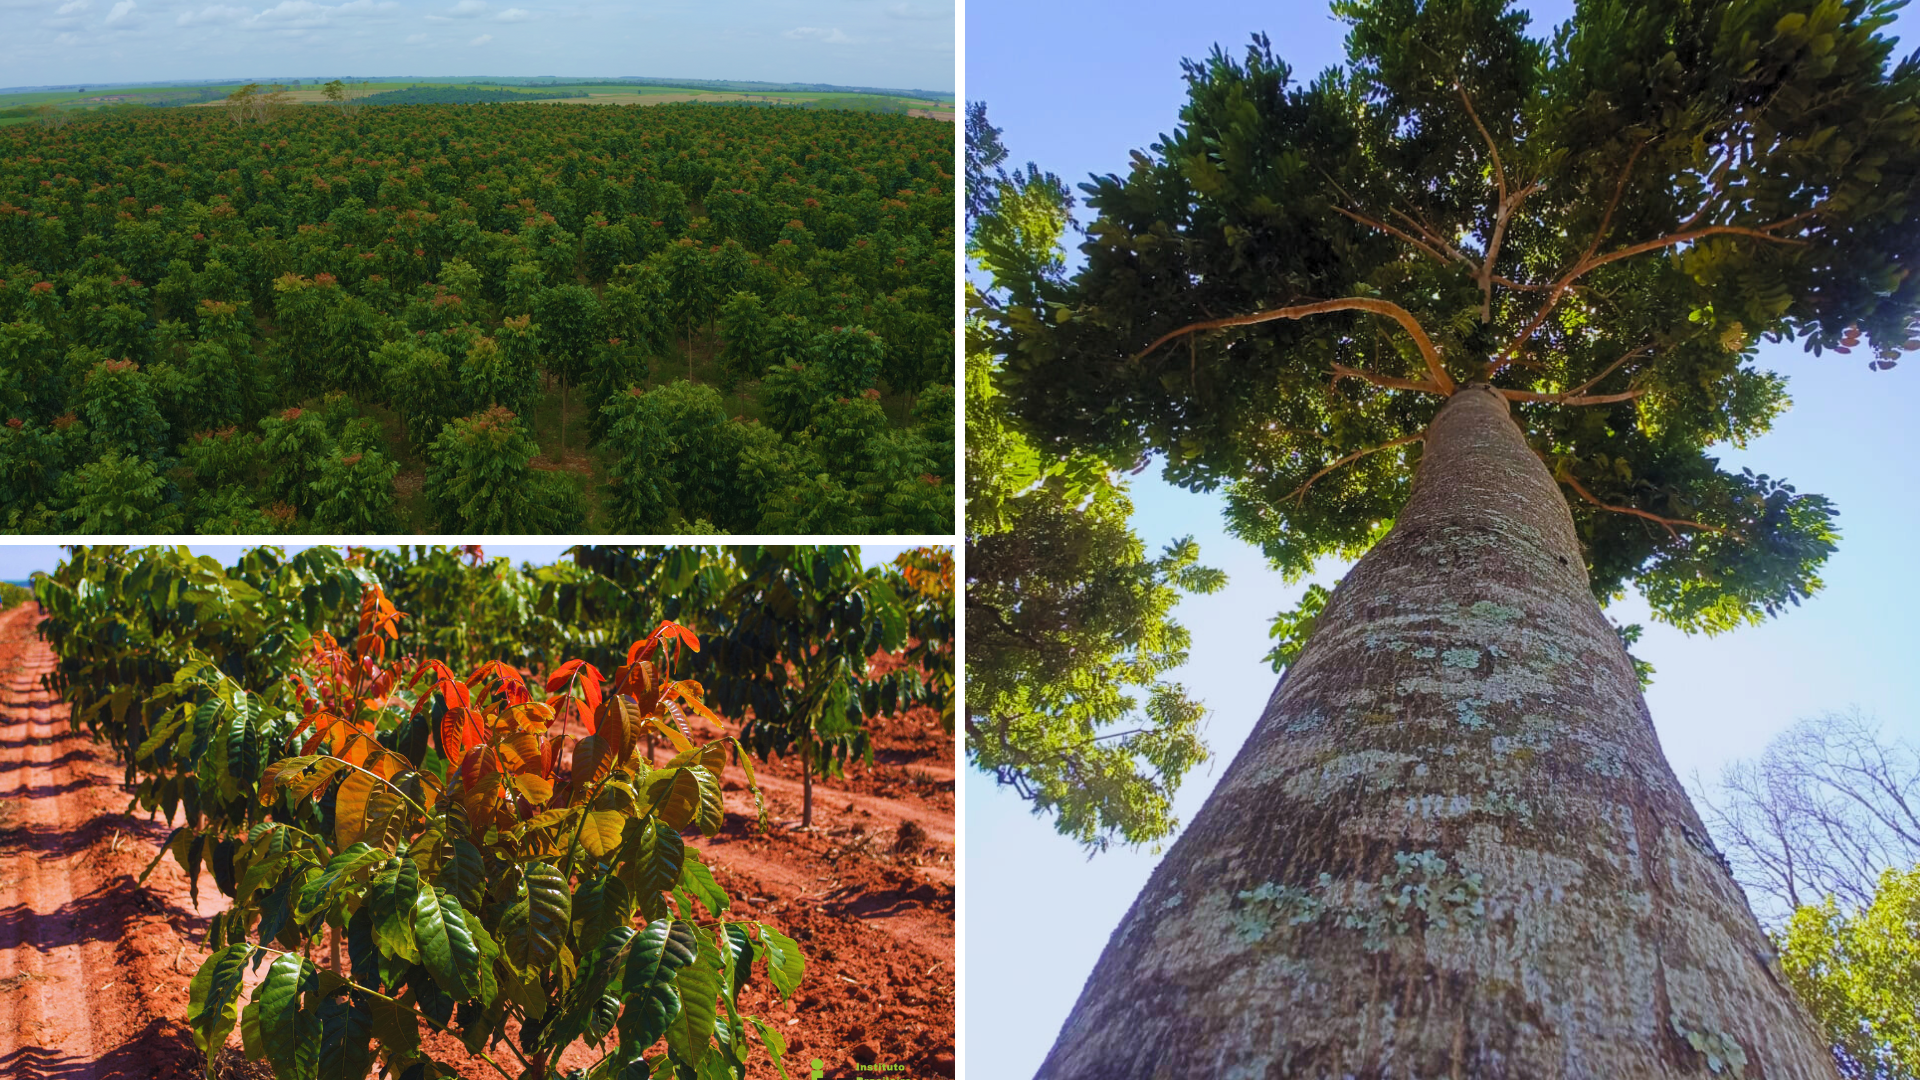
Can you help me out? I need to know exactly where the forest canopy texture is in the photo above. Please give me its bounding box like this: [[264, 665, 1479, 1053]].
[[983, 0, 1920, 635], [0, 102, 954, 534]]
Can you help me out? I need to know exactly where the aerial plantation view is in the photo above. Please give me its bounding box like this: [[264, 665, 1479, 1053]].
[[967, 0, 1920, 1075], [0, 89, 954, 534], [0, 544, 955, 1078]]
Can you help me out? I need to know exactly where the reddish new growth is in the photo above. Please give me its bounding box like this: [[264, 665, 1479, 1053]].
[[341, 453, 364, 467], [467, 404, 518, 431], [51, 413, 77, 430], [281, 407, 303, 421], [101, 359, 138, 374]]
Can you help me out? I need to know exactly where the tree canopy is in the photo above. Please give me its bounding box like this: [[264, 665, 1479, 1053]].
[[983, 0, 1920, 634], [967, 106, 1229, 852]]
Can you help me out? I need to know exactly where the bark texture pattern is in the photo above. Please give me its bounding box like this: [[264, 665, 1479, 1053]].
[[1036, 386, 1836, 1080]]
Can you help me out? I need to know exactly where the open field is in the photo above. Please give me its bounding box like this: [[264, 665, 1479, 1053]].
[[0, 80, 955, 125]]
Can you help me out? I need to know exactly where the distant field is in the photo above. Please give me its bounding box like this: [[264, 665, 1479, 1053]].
[[0, 80, 955, 123]]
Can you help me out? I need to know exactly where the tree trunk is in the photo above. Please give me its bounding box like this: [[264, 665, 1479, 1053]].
[[1036, 385, 1836, 1080], [801, 732, 814, 829]]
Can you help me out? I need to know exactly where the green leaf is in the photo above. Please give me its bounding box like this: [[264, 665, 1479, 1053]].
[[133, 706, 190, 764], [755, 923, 804, 1002], [256, 950, 317, 1080], [676, 848, 729, 919], [618, 919, 697, 1052], [620, 817, 685, 900], [747, 1017, 792, 1080], [665, 923, 722, 1066], [139, 826, 187, 885], [549, 923, 636, 1051], [648, 767, 720, 833], [414, 884, 479, 999], [318, 991, 375, 1080], [370, 856, 421, 964], [187, 942, 254, 1074], [721, 923, 755, 1000], [502, 862, 570, 973], [296, 842, 384, 920], [573, 874, 633, 958], [435, 835, 485, 911]]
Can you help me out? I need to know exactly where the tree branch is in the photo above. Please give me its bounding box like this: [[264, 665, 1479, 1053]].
[[1565, 343, 1653, 398], [1135, 297, 1456, 395], [1329, 204, 1469, 269], [1498, 387, 1645, 406], [1551, 466, 1723, 541], [1455, 81, 1508, 214], [1287, 433, 1425, 504], [1329, 362, 1447, 396], [1498, 218, 1809, 370]]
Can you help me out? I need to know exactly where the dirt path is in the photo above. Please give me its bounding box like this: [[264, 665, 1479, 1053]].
[[0, 603, 227, 1080], [0, 605, 954, 1079]]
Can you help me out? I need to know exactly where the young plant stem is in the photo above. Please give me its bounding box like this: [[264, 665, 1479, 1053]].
[[801, 726, 814, 829]]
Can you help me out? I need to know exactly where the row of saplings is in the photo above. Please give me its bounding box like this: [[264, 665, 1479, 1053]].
[[110, 594, 805, 1079]]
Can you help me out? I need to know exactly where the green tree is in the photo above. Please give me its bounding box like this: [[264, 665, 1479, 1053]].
[[966, 106, 1225, 852], [257, 406, 333, 513], [807, 324, 885, 399], [663, 239, 714, 378], [79, 358, 170, 462], [717, 290, 771, 390], [707, 547, 930, 827], [425, 405, 581, 532], [307, 445, 402, 533], [1778, 866, 1920, 1077], [600, 381, 745, 532], [532, 283, 603, 452], [584, 337, 650, 446], [59, 448, 183, 533], [979, 0, 1920, 1071]]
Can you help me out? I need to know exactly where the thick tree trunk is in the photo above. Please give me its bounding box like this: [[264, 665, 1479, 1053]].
[[1037, 385, 1836, 1079]]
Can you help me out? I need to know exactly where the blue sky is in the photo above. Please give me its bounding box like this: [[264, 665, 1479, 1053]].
[[0, 0, 953, 92], [965, 1, 1920, 1076]]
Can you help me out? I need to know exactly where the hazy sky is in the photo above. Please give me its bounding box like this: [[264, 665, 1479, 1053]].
[[0, 0, 954, 92], [966, 1, 1920, 1075]]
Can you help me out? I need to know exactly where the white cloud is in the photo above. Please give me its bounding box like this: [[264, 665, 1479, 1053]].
[[176, 4, 250, 25], [782, 25, 852, 44], [54, 0, 89, 14], [468, 31, 489, 44], [885, 2, 946, 19], [495, 6, 527, 20], [426, 0, 484, 17], [102, 0, 133, 23], [403, 30, 424, 42]]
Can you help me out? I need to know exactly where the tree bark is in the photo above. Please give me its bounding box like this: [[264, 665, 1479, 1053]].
[[1036, 385, 1837, 1080], [802, 731, 814, 829]]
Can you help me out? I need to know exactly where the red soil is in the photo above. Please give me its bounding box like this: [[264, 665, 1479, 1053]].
[[0, 605, 955, 1080]]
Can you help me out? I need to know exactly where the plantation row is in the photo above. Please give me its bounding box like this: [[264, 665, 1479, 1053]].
[[31, 543, 953, 1078], [0, 103, 955, 534]]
